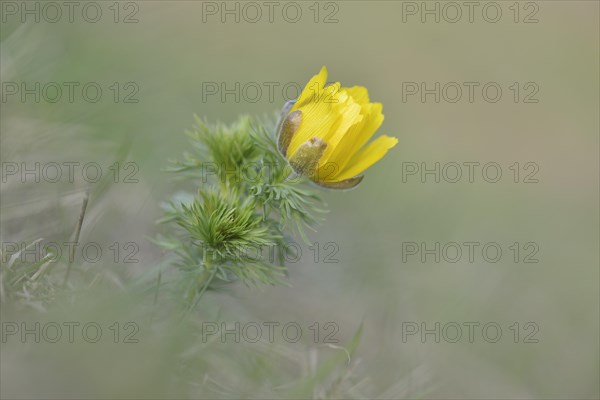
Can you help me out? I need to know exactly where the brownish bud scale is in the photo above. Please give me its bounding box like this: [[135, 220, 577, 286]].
[[288, 137, 327, 178], [276, 104, 301, 157], [313, 175, 364, 190]]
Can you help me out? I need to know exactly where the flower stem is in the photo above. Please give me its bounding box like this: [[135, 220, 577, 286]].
[[188, 256, 217, 311]]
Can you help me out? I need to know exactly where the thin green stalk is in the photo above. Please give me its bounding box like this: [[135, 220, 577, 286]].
[[62, 190, 89, 288], [187, 256, 218, 312]]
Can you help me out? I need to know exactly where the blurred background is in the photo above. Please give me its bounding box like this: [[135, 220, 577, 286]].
[[1, 1, 598, 399]]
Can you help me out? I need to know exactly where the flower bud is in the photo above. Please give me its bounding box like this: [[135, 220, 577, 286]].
[[276, 66, 398, 190]]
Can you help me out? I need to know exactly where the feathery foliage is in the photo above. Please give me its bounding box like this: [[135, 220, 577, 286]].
[[157, 114, 326, 308]]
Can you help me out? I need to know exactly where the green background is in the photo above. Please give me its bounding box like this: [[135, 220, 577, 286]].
[[1, 1, 598, 398]]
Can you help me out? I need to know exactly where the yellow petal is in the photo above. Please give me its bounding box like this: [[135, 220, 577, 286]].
[[331, 135, 398, 181], [292, 66, 328, 112], [345, 86, 370, 105], [317, 89, 363, 166], [323, 102, 384, 177], [287, 82, 343, 157]]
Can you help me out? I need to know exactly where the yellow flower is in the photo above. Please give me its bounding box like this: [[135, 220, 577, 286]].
[[277, 66, 398, 189]]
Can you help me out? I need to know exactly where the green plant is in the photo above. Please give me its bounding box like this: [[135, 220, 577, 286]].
[[156, 114, 326, 309]]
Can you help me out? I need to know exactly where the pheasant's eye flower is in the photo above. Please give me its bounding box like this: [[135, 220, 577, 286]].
[[277, 66, 398, 189]]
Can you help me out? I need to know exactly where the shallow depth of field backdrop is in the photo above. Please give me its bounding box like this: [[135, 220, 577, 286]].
[[1, 1, 599, 399]]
